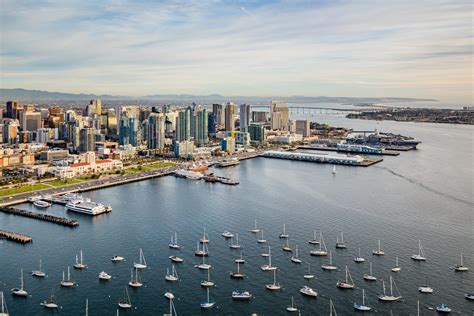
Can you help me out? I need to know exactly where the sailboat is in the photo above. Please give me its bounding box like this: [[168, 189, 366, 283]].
[[60, 266, 75, 287], [265, 269, 282, 290], [261, 246, 277, 271], [250, 219, 260, 233], [329, 298, 338, 316], [304, 263, 315, 279], [40, 289, 58, 309], [454, 252, 469, 271], [11, 269, 28, 297], [378, 276, 402, 301], [200, 228, 209, 244], [230, 261, 245, 279], [235, 250, 245, 264], [134, 248, 147, 269], [164, 291, 175, 300], [165, 265, 179, 282], [418, 274, 433, 293], [411, 240, 426, 261], [310, 232, 328, 256], [118, 287, 132, 309], [257, 229, 266, 243], [286, 296, 298, 312], [391, 257, 401, 272], [372, 239, 385, 256], [128, 267, 142, 288], [195, 241, 209, 257], [200, 269, 215, 287], [336, 266, 355, 289], [0, 291, 8, 316], [291, 245, 302, 263], [300, 285, 318, 297], [321, 250, 337, 270], [164, 295, 178, 316], [363, 262, 377, 281], [229, 233, 241, 249], [200, 288, 215, 309], [308, 229, 320, 244], [169, 255, 184, 263], [279, 223, 289, 239], [31, 258, 46, 277], [74, 249, 86, 269], [354, 289, 372, 311], [282, 238, 292, 252], [195, 254, 212, 270], [332, 165, 337, 174], [335, 232, 346, 249], [354, 248, 365, 263], [169, 232, 180, 249]]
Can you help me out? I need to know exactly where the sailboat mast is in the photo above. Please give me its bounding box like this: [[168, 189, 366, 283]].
[[362, 289, 365, 305], [390, 276, 393, 296]]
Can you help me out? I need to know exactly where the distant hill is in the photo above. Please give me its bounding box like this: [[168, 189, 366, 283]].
[[0, 88, 130, 102]]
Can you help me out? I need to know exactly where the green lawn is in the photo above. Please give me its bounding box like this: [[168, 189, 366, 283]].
[[47, 178, 84, 187], [123, 162, 175, 174], [0, 184, 50, 197]]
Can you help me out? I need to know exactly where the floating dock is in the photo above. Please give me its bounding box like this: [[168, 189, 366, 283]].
[[0, 207, 79, 227], [0, 230, 33, 244]]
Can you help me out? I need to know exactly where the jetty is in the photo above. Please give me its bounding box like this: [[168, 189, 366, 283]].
[[0, 230, 33, 244], [0, 207, 79, 227], [263, 150, 383, 167], [298, 145, 400, 156]]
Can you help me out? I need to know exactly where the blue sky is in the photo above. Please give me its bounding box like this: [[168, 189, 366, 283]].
[[0, 0, 472, 103]]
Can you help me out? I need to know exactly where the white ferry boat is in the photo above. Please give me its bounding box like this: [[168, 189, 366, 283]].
[[66, 200, 107, 215], [174, 170, 203, 180], [33, 200, 51, 208]]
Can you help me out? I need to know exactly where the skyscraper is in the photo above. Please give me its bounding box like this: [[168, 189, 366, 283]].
[[79, 127, 95, 152], [194, 109, 208, 145], [87, 99, 102, 116], [295, 120, 310, 137], [147, 112, 165, 150], [248, 123, 266, 144], [270, 100, 289, 131], [212, 103, 225, 128], [176, 108, 191, 142], [118, 115, 139, 146], [239, 104, 251, 132], [225, 102, 235, 132]]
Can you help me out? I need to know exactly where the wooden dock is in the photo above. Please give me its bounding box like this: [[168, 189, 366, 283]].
[[0, 207, 79, 227], [0, 230, 33, 244]]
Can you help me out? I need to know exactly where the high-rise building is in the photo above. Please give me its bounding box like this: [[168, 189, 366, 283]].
[[239, 104, 251, 132], [208, 112, 217, 136], [2, 121, 19, 144], [87, 99, 102, 116], [174, 140, 194, 158], [147, 112, 165, 150], [79, 127, 95, 152], [295, 120, 310, 137], [194, 109, 208, 145], [21, 110, 42, 132], [248, 123, 266, 144], [212, 103, 225, 127], [118, 115, 139, 146], [6, 101, 23, 120], [252, 111, 267, 123], [270, 100, 289, 131], [36, 128, 52, 144], [176, 108, 191, 142], [225, 102, 235, 132]]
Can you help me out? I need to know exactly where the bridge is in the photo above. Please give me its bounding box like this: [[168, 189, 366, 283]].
[[251, 105, 365, 114]]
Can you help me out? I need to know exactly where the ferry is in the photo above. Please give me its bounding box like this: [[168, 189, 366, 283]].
[[66, 200, 107, 215], [174, 170, 203, 180], [215, 158, 240, 168], [33, 200, 51, 208]]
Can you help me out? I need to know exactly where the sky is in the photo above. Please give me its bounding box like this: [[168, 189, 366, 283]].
[[0, 0, 472, 103]]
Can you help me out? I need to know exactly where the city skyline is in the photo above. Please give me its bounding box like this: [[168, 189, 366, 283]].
[[1, 0, 472, 103]]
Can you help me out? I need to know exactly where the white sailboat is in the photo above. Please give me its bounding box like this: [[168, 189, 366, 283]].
[[354, 289, 372, 311], [74, 249, 86, 269], [354, 248, 365, 263], [250, 219, 260, 233], [261, 246, 277, 271], [310, 232, 328, 256], [169, 232, 180, 249], [229, 233, 241, 249], [235, 250, 245, 264], [257, 229, 266, 243], [291, 245, 302, 263], [321, 250, 337, 270], [40, 289, 58, 309], [411, 240, 426, 261], [265, 269, 282, 290], [391, 256, 401, 272], [418, 274, 433, 293], [169, 255, 184, 263], [336, 265, 355, 289], [31, 258, 46, 277], [195, 254, 212, 270], [300, 285, 318, 297], [378, 276, 402, 301], [60, 266, 75, 287], [372, 239, 385, 256], [0, 291, 8, 316], [279, 223, 289, 239], [134, 248, 147, 269], [454, 252, 469, 271], [118, 287, 132, 309], [165, 265, 179, 282], [304, 263, 315, 279], [282, 238, 292, 252], [200, 269, 215, 287], [200, 288, 215, 309], [335, 232, 346, 249], [200, 227, 209, 244], [332, 165, 337, 174], [363, 262, 377, 281], [286, 296, 298, 312], [230, 261, 245, 279], [128, 267, 142, 288], [164, 295, 178, 316], [195, 241, 209, 257], [308, 229, 320, 244], [11, 269, 28, 297]]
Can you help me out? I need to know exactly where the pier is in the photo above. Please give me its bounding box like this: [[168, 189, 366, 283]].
[[298, 145, 400, 156], [0, 207, 79, 227], [0, 230, 33, 244], [263, 150, 383, 167]]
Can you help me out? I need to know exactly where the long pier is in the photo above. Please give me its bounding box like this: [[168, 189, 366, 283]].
[[298, 146, 400, 156], [263, 150, 383, 167], [0, 230, 33, 244], [0, 207, 79, 227]]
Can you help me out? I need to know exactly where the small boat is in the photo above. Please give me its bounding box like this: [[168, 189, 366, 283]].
[[33, 200, 51, 208], [336, 266, 355, 289], [201, 269, 215, 287], [165, 265, 179, 282], [265, 269, 282, 290], [200, 288, 215, 309], [321, 251, 337, 270], [128, 267, 142, 288], [454, 252, 469, 271], [291, 245, 302, 263], [195, 241, 209, 257], [200, 228, 209, 244], [391, 256, 401, 272], [229, 233, 241, 249], [418, 274, 433, 293], [169, 232, 180, 249], [464, 292, 474, 300], [257, 229, 267, 243], [304, 263, 315, 279], [354, 248, 365, 263], [164, 291, 175, 300], [133, 248, 147, 269], [310, 232, 328, 256], [363, 262, 377, 281], [378, 276, 402, 301], [282, 238, 292, 252], [286, 296, 298, 312], [411, 240, 426, 261], [232, 291, 253, 300], [335, 232, 346, 249], [73, 249, 87, 269], [329, 298, 338, 316], [235, 250, 245, 264], [436, 304, 452, 313], [99, 271, 112, 280], [372, 239, 385, 256], [222, 230, 234, 238], [195, 255, 212, 270], [250, 219, 260, 233], [31, 258, 46, 277], [308, 229, 320, 244], [111, 255, 125, 262], [354, 288, 371, 311], [1, 291, 9, 316], [300, 285, 318, 297], [118, 287, 132, 309], [332, 165, 337, 174], [169, 255, 184, 263], [11, 269, 28, 297], [279, 223, 289, 239], [40, 289, 58, 309], [261, 246, 277, 271], [60, 266, 75, 287], [230, 261, 245, 279]]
